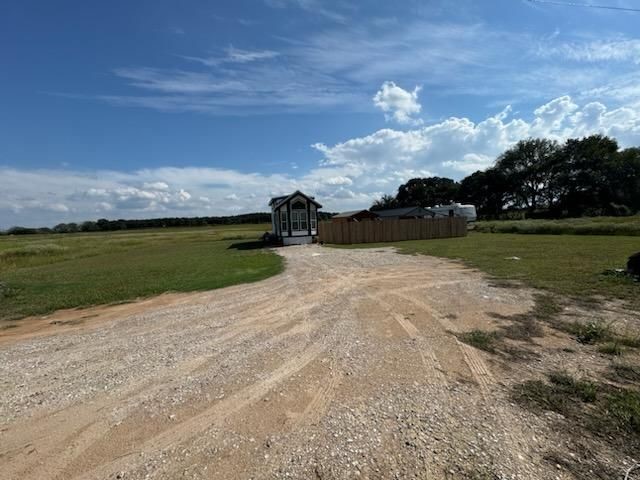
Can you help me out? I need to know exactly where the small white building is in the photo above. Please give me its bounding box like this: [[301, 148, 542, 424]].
[[269, 190, 322, 245]]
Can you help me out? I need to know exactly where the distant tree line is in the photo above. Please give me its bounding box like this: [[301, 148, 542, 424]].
[[2, 213, 272, 235], [2, 211, 338, 235], [372, 135, 640, 219]]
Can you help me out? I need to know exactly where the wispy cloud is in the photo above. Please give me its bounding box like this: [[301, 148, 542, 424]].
[[264, 0, 348, 23], [538, 38, 640, 64], [180, 46, 280, 67], [59, 16, 640, 115], [225, 46, 279, 63]]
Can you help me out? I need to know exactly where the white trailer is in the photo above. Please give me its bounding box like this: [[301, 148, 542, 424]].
[[427, 203, 477, 223]]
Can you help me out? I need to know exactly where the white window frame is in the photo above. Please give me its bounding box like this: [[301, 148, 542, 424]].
[[299, 211, 308, 231], [280, 210, 287, 233], [310, 210, 317, 230]]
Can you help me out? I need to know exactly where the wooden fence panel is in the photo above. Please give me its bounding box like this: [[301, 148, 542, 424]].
[[318, 218, 467, 244]]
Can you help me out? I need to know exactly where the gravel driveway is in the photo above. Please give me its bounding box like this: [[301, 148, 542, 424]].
[[1, 245, 571, 479]]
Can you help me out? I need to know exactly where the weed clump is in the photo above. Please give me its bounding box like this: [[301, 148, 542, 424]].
[[606, 390, 640, 433], [608, 364, 640, 384], [513, 370, 640, 458], [547, 371, 597, 402], [597, 342, 622, 356], [457, 330, 499, 353], [571, 321, 611, 344]]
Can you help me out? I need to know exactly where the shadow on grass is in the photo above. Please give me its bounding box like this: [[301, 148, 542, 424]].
[[227, 241, 268, 251], [456, 293, 555, 361], [513, 370, 640, 462]]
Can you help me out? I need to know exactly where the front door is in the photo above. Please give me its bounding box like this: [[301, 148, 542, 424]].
[[291, 209, 308, 234]]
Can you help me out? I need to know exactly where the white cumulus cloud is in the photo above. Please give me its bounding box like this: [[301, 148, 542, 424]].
[[2, 95, 639, 228], [373, 81, 423, 125]]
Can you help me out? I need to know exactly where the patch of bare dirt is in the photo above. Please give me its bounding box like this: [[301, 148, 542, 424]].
[[0, 245, 637, 479]]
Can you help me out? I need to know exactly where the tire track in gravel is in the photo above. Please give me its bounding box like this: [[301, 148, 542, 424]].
[[73, 341, 327, 480], [387, 290, 497, 389], [59, 275, 353, 479], [364, 293, 447, 385], [2, 245, 553, 480], [385, 283, 528, 468], [4, 290, 348, 480], [293, 367, 342, 428]]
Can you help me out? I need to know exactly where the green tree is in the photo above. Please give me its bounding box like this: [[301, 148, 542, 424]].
[[494, 138, 560, 212], [395, 177, 460, 208], [371, 194, 399, 211], [605, 147, 640, 214], [552, 135, 619, 216], [80, 221, 99, 232], [458, 168, 510, 216]]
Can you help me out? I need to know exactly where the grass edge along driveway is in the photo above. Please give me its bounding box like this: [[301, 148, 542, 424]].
[[0, 226, 282, 322], [331, 232, 639, 309]]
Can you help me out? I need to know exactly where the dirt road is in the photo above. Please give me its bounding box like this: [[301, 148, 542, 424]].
[[1, 246, 575, 479]]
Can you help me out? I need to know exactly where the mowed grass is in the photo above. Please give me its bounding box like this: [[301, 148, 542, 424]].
[[332, 233, 639, 308], [0, 224, 281, 322], [476, 215, 640, 236]]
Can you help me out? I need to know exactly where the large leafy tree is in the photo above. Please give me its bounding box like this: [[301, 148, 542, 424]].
[[494, 138, 560, 211], [551, 135, 620, 216], [395, 177, 460, 208], [610, 147, 640, 213], [458, 168, 510, 216]]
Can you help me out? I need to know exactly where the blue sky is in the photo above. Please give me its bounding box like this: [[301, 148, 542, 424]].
[[2, 0, 640, 227]]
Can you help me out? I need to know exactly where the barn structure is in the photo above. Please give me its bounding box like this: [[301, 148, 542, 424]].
[[269, 190, 322, 245], [331, 209, 379, 223], [373, 206, 433, 220]]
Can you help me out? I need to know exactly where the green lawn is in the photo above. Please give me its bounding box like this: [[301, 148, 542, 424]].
[[333, 233, 639, 308], [476, 215, 640, 236], [0, 224, 281, 322]]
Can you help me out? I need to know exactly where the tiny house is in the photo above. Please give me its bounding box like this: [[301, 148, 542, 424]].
[[269, 190, 322, 245]]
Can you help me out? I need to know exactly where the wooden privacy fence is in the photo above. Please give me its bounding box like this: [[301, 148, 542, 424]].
[[318, 218, 467, 244]]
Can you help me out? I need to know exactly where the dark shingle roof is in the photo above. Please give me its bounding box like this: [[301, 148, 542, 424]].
[[374, 206, 431, 217], [332, 209, 373, 219], [268, 190, 322, 209], [269, 195, 287, 206]]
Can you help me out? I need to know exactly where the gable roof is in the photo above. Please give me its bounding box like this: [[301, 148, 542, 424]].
[[269, 190, 322, 209], [268, 195, 287, 206], [374, 206, 433, 217], [332, 209, 378, 219]]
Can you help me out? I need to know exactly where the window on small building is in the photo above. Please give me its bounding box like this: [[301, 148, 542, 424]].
[[292, 212, 300, 230], [280, 211, 287, 232], [310, 210, 317, 230], [299, 211, 308, 230]]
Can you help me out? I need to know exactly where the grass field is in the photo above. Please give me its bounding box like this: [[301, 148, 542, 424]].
[[0, 224, 280, 322], [476, 215, 640, 236], [333, 232, 639, 308]]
